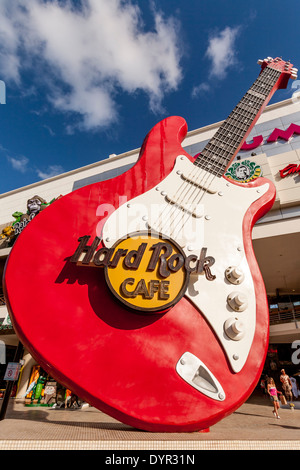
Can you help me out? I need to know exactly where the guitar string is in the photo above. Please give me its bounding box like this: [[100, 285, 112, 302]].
[[149, 156, 208, 233], [153, 136, 237, 239], [167, 137, 237, 238], [152, 83, 260, 235], [150, 63, 275, 237], [172, 65, 282, 238], [153, 140, 231, 239], [151, 123, 231, 234], [152, 161, 214, 237], [164, 167, 217, 241], [151, 65, 279, 241], [156, 65, 274, 236], [147, 64, 279, 241]]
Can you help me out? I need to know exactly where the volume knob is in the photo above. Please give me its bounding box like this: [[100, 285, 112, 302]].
[[225, 266, 244, 285], [224, 317, 245, 341], [227, 291, 248, 312]]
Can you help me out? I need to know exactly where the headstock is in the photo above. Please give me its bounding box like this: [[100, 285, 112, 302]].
[[257, 56, 298, 89]]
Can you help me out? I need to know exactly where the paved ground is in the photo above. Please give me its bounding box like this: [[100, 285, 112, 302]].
[[0, 392, 299, 450]]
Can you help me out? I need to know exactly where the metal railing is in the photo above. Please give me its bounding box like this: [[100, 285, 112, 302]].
[[269, 308, 300, 325]]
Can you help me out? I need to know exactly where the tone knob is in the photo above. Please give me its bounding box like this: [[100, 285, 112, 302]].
[[227, 291, 248, 312], [224, 317, 245, 341], [225, 266, 244, 285]]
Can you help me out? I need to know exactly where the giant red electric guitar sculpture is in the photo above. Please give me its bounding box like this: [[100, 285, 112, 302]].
[[4, 57, 297, 431]]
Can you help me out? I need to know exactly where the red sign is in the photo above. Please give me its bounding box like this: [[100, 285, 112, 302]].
[[241, 123, 300, 150], [279, 163, 300, 178]]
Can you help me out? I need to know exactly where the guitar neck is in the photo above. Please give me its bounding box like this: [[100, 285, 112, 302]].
[[194, 65, 282, 176]]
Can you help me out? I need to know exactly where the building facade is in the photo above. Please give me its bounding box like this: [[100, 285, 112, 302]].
[[1, 96, 300, 405]]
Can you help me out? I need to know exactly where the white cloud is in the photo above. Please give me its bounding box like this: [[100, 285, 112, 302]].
[[5, 147, 64, 179], [206, 26, 240, 79], [43, 125, 55, 136], [7, 155, 29, 173], [192, 26, 240, 97], [36, 165, 65, 180], [192, 82, 210, 97], [0, 0, 183, 131]]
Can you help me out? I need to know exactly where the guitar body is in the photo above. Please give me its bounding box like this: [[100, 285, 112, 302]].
[[4, 115, 276, 432]]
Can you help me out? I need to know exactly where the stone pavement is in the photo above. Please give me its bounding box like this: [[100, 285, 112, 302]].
[[0, 392, 299, 450]]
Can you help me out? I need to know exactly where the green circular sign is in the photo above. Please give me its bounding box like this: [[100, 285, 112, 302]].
[[225, 160, 262, 183]]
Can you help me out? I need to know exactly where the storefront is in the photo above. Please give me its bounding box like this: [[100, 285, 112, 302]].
[[1, 95, 300, 407]]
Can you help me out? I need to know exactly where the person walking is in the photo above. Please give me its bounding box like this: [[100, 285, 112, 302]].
[[267, 377, 280, 419]]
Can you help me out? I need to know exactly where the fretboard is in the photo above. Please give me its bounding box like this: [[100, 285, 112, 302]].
[[194, 65, 282, 176]]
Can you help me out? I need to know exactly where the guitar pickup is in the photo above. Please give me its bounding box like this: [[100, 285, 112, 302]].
[[164, 194, 204, 218], [171, 155, 220, 194], [176, 352, 225, 401], [181, 171, 218, 194]]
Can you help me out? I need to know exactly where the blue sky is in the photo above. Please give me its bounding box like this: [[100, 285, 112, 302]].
[[0, 0, 300, 194]]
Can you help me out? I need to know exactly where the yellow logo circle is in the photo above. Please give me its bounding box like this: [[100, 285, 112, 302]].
[[104, 232, 189, 314]]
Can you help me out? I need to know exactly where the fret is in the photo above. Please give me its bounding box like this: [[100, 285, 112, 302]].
[[200, 143, 231, 159], [200, 154, 231, 170], [237, 94, 263, 110], [204, 140, 237, 157], [221, 119, 248, 136], [244, 91, 265, 104], [194, 158, 225, 177], [251, 82, 271, 94], [219, 117, 246, 134], [198, 145, 233, 173], [194, 64, 283, 176], [246, 89, 265, 100], [235, 102, 259, 116], [228, 111, 256, 126], [208, 136, 238, 155], [196, 154, 228, 169]]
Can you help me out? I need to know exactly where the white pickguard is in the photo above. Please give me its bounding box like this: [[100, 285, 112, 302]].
[[101, 155, 269, 373]]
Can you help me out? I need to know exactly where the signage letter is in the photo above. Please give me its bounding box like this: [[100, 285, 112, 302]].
[[279, 163, 300, 178], [241, 135, 263, 150], [124, 243, 147, 270], [70, 236, 101, 264], [267, 123, 300, 143], [147, 242, 173, 278]]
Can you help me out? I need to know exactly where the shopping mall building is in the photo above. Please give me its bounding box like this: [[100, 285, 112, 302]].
[[1, 95, 300, 405]]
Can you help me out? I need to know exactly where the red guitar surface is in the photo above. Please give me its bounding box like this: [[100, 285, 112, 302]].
[[3, 58, 296, 431]]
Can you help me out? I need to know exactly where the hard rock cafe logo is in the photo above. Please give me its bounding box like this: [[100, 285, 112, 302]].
[[70, 232, 216, 314], [224, 160, 262, 183]]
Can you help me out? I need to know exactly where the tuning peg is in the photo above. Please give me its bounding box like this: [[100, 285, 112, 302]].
[[291, 68, 298, 73], [257, 59, 264, 65], [266, 56, 273, 61], [291, 74, 298, 80]]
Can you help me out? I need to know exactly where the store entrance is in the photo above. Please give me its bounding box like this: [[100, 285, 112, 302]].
[[24, 364, 84, 409]]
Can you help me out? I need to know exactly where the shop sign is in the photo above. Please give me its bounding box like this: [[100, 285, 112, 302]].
[[225, 160, 262, 183], [12, 195, 54, 236], [70, 232, 216, 313], [241, 123, 300, 150], [279, 163, 300, 178], [4, 362, 21, 381], [1, 195, 59, 245]]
